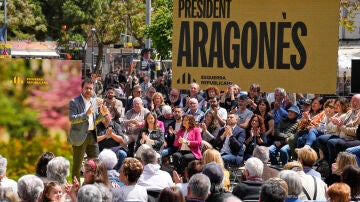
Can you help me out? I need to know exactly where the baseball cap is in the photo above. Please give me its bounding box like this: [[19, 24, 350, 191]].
[[202, 162, 224, 184], [288, 105, 300, 114]]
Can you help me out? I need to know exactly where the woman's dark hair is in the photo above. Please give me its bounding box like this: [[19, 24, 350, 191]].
[[336, 97, 350, 114], [144, 112, 158, 129], [341, 165, 360, 198], [204, 111, 219, 134], [254, 99, 271, 115], [246, 114, 266, 133], [83, 159, 110, 187], [42, 181, 61, 202], [309, 97, 324, 114], [181, 115, 197, 130], [204, 85, 220, 100], [186, 160, 203, 179], [158, 186, 185, 202], [35, 152, 55, 177]]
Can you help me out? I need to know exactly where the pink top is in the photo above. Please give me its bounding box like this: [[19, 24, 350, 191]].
[[174, 127, 202, 159]]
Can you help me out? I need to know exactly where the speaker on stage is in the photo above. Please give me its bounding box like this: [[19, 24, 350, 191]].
[[351, 59, 360, 93]]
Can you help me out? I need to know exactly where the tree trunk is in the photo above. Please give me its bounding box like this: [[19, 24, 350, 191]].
[[94, 43, 104, 75]]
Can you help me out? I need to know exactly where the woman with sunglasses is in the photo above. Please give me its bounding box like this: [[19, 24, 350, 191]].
[[317, 97, 350, 164], [81, 159, 113, 200], [298, 99, 336, 148]]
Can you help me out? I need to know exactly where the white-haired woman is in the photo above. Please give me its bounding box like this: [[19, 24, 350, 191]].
[[279, 170, 303, 202], [18, 174, 44, 202], [46, 156, 70, 184], [98, 149, 124, 188], [0, 155, 17, 194]]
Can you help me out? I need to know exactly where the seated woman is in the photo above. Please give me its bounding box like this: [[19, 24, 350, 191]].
[[244, 114, 267, 160], [98, 149, 124, 188], [112, 157, 148, 202], [35, 152, 55, 184], [202, 149, 230, 191], [200, 110, 221, 147], [289, 97, 325, 158], [325, 151, 358, 186], [150, 92, 167, 117], [299, 99, 336, 149], [83, 159, 110, 187], [254, 99, 274, 146], [46, 156, 70, 185], [317, 97, 350, 164], [296, 146, 321, 178], [41, 181, 66, 202], [66, 159, 112, 202], [283, 161, 327, 201], [173, 114, 202, 175], [278, 170, 303, 202], [135, 112, 164, 159], [202, 85, 221, 112], [341, 165, 360, 201], [247, 83, 262, 112]]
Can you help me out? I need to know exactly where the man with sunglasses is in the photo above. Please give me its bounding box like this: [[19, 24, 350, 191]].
[[125, 85, 143, 112]]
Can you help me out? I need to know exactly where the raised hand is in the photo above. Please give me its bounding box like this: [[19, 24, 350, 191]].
[[168, 126, 175, 136], [173, 170, 183, 184], [100, 104, 109, 115], [201, 122, 207, 132]]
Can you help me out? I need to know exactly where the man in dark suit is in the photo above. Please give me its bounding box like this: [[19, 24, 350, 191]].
[[68, 78, 109, 180], [213, 113, 246, 169]]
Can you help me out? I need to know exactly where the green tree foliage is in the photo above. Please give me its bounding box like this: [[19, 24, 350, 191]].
[[40, 0, 147, 73], [0, 60, 43, 138], [0, 0, 47, 40], [143, 0, 173, 59], [91, 0, 147, 73], [117, 0, 146, 47], [39, 0, 65, 39]]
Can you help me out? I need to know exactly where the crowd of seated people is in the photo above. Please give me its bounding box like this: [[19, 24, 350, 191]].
[[2, 71, 360, 202]]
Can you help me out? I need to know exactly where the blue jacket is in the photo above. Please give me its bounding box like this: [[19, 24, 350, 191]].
[[213, 125, 246, 157]]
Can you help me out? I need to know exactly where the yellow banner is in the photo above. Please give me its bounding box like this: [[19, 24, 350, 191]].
[[172, 0, 339, 93]]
